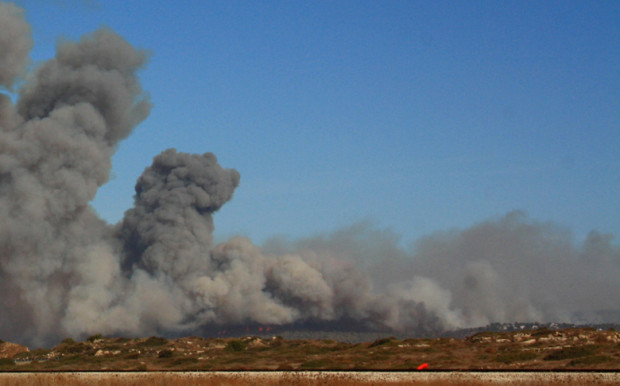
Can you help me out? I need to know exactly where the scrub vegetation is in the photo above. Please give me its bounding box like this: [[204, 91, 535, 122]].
[[0, 327, 619, 371]]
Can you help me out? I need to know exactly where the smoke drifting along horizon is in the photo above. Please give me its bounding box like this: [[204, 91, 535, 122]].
[[1, 4, 619, 347]]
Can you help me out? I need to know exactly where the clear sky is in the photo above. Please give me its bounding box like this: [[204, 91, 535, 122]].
[[12, 0, 620, 246]]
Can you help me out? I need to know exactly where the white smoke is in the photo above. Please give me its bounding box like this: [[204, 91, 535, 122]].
[[1, 4, 618, 347]]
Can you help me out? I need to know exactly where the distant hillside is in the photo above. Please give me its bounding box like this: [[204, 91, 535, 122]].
[[1, 327, 619, 370]]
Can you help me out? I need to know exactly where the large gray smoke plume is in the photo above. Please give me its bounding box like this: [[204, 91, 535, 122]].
[[1, 4, 619, 347]]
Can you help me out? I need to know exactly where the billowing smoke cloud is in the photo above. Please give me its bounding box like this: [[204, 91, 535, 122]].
[[406, 212, 620, 326], [0, 3, 32, 89], [1, 4, 619, 347], [265, 215, 620, 330]]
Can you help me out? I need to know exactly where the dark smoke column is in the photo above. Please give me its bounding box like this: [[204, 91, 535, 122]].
[[119, 149, 240, 278], [0, 3, 32, 90], [0, 4, 151, 344]]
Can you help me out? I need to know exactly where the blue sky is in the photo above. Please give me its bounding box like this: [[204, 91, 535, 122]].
[[12, 0, 620, 246]]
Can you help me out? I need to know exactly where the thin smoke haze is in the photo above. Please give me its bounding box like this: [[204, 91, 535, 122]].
[[0, 3, 618, 347]]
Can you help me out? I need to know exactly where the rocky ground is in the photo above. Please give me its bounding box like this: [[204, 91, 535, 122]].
[[0, 327, 619, 371]]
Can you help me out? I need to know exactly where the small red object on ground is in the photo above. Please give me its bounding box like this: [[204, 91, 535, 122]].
[[417, 363, 428, 370]]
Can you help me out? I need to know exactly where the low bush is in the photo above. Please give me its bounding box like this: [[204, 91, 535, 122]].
[[369, 337, 396, 348], [531, 327, 551, 337], [158, 349, 174, 358], [300, 359, 331, 369], [303, 345, 334, 355], [59, 342, 89, 354], [225, 339, 247, 352], [569, 355, 613, 366], [29, 348, 51, 359], [172, 357, 199, 365], [57, 354, 82, 364], [543, 346, 595, 361], [123, 352, 139, 360], [494, 351, 538, 364], [138, 336, 168, 347], [87, 334, 103, 342], [13, 351, 31, 359]]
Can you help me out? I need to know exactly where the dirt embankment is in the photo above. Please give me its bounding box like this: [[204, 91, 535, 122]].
[[0, 371, 619, 386]]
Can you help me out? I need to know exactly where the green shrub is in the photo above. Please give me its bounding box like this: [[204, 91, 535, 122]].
[[494, 351, 538, 364], [531, 327, 551, 337], [124, 352, 140, 359], [29, 348, 51, 359], [304, 345, 334, 355], [270, 338, 284, 347], [61, 337, 76, 345], [0, 358, 14, 367], [57, 354, 82, 364], [369, 337, 396, 348], [61, 342, 89, 354], [158, 349, 174, 358], [87, 334, 103, 342], [569, 355, 613, 366], [225, 339, 247, 352], [300, 359, 331, 369], [138, 336, 168, 347], [172, 357, 199, 365], [543, 346, 595, 361]]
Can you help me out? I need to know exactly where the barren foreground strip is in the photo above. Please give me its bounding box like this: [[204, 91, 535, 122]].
[[0, 371, 618, 385]]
